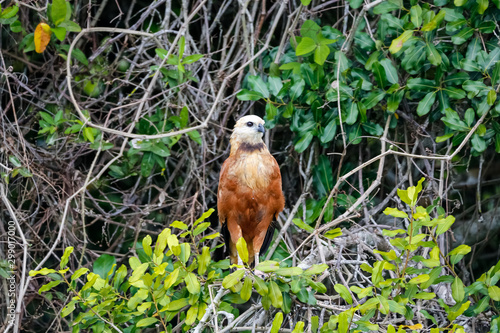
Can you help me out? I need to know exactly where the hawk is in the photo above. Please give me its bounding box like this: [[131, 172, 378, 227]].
[[218, 115, 285, 267]]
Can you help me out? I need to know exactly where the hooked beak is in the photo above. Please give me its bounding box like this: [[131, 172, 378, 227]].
[[257, 124, 265, 134]]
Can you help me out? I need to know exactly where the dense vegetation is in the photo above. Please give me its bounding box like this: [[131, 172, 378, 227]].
[[1, 0, 500, 332]]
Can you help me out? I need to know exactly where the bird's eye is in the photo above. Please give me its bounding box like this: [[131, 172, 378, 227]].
[[246, 122, 253, 127]]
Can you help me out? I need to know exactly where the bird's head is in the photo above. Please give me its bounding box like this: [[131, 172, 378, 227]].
[[231, 115, 266, 145]]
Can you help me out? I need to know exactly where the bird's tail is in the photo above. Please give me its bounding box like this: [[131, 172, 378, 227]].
[[259, 220, 278, 259]]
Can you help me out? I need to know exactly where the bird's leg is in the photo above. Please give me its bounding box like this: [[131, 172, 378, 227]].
[[237, 254, 244, 267]]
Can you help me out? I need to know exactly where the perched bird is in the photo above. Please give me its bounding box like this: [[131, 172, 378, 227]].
[[218, 115, 285, 268]]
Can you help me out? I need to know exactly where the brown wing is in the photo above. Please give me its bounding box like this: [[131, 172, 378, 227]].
[[218, 152, 284, 264]]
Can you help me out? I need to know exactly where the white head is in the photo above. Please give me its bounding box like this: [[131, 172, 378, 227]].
[[231, 115, 266, 145]]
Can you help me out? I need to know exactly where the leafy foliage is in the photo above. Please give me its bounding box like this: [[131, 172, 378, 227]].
[[30, 210, 329, 332]]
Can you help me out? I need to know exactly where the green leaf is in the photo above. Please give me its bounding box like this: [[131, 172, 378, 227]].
[[387, 90, 404, 113], [170, 221, 188, 230], [294, 132, 313, 153], [379, 59, 398, 84], [179, 106, 189, 128], [271, 312, 284, 333], [422, 10, 445, 31], [236, 237, 249, 264], [71, 267, 89, 281], [426, 43, 442, 66], [265, 103, 278, 123], [320, 118, 337, 143], [187, 130, 202, 145], [410, 5, 422, 27], [51, 27, 66, 41], [39, 280, 62, 293], [253, 276, 268, 295], [182, 54, 203, 64], [448, 244, 471, 257], [324, 228, 342, 240], [335, 51, 349, 74], [383, 207, 408, 218], [93, 253, 116, 279], [436, 215, 455, 235], [129, 263, 148, 283], [334, 284, 353, 304], [83, 127, 95, 143], [292, 321, 305, 333], [488, 286, 500, 301], [268, 76, 283, 96], [29, 268, 57, 276], [39, 112, 56, 125], [58, 20, 81, 32], [381, 13, 403, 29], [436, 133, 454, 142], [193, 222, 210, 236], [269, 280, 283, 308], [372, 61, 387, 88], [222, 269, 245, 288], [408, 274, 430, 284], [491, 62, 500, 85], [241, 277, 253, 301], [443, 87, 466, 100], [255, 260, 280, 273], [279, 62, 301, 74], [166, 297, 189, 311], [237, 89, 263, 101], [350, 286, 373, 298], [300, 0, 312, 5], [313, 155, 333, 196], [178, 36, 185, 59], [389, 30, 414, 54], [417, 91, 437, 116], [477, 0, 489, 14], [51, 0, 67, 26], [300, 20, 321, 39], [151, 142, 170, 157], [1, 6, 19, 20], [374, 1, 401, 14], [296, 37, 317, 56], [61, 300, 76, 317], [198, 246, 210, 275], [290, 79, 305, 101], [164, 268, 180, 289], [314, 44, 330, 65], [155, 48, 168, 59], [185, 272, 200, 294], [8, 155, 22, 167], [361, 90, 386, 109], [447, 301, 470, 322], [293, 218, 314, 232], [140, 152, 155, 177], [276, 267, 303, 277], [452, 27, 474, 45], [137, 317, 159, 327], [407, 78, 436, 91], [179, 243, 191, 264], [377, 295, 390, 314], [304, 264, 329, 276], [487, 89, 497, 106], [452, 276, 465, 302], [471, 134, 487, 153], [248, 75, 269, 98], [414, 292, 437, 300]]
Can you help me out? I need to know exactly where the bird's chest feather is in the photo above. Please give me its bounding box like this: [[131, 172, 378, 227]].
[[229, 153, 273, 190]]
